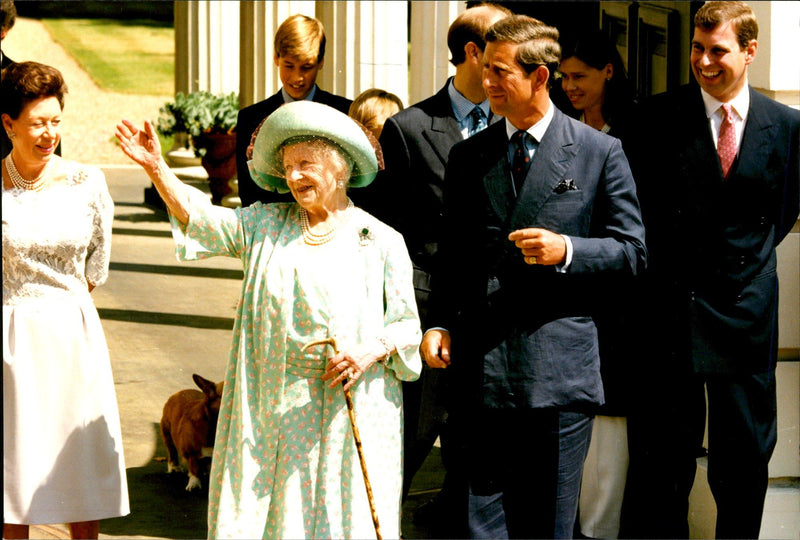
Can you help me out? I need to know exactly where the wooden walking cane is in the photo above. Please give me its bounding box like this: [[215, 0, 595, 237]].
[[302, 337, 383, 540]]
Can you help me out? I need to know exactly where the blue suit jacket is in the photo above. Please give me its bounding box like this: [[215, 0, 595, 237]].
[[430, 106, 647, 410], [629, 85, 800, 375], [235, 88, 352, 207]]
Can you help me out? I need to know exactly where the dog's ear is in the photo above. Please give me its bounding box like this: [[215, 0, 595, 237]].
[[193, 374, 219, 398]]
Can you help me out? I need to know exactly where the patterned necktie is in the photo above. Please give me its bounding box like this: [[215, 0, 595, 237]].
[[468, 107, 487, 137], [511, 130, 530, 195], [718, 103, 737, 178]]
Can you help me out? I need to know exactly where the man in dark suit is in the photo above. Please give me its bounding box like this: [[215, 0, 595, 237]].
[[236, 14, 351, 207], [622, 3, 800, 539], [356, 5, 512, 521], [420, 15, 646, 539]]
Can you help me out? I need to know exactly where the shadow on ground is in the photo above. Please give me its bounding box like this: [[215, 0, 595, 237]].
[[100, 425, 444, 539], [101, 423, 209, 539], [402, 447, 446, 539]]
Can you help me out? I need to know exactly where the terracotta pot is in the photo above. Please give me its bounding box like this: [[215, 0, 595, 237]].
[[194, 132, 236, 204]]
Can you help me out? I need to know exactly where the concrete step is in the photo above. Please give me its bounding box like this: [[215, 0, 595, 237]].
[[761, 478, 800, 540]]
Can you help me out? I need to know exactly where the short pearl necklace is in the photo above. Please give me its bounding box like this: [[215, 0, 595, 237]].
[[300, 199, 354, 246], [5, 154, 48, 192]]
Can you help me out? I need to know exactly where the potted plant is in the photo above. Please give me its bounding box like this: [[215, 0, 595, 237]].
[[156, 91, 239, 204]]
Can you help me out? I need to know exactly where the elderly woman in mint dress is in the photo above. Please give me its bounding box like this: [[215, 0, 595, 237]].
[[116, 101, 422, 539]]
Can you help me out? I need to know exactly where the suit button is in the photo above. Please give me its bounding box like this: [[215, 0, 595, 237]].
[[759, 216, 768, 226], [740, 256, 747, 266], [690, 291, 695, 301]]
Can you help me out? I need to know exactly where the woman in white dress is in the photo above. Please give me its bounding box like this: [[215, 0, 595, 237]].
[[2, 62, 129, 539], [116, 101, 421, 539]]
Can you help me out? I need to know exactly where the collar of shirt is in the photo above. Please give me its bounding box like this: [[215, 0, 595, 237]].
[[701, 84, 750, 150], [578, 113, 611, 134], [448, 79, 491, 137], [281, 84, 318, 104], [505, 100, 554, 159]]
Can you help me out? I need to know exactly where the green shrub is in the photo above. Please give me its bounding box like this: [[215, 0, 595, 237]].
[[155, 91, 238, 156]]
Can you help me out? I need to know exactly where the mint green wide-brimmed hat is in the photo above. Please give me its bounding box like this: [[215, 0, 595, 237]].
[[247, 100, 380, 193]]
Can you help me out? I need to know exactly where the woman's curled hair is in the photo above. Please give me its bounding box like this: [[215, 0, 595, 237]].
[[1, 61, 68, 119]]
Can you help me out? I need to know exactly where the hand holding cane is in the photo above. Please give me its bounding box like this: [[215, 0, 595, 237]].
[[302, 336, 382, 540]]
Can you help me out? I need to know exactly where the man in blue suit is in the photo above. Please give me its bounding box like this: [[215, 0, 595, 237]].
[[236, 14, 351, 207], [421, 15, 646, 539], [622, 3, 800, 539], [355, 6, 511, 528]]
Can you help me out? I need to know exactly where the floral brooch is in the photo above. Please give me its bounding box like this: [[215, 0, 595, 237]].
[[358, 225, 375, 246]]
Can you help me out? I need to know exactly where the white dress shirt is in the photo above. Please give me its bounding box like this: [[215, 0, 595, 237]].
[[701, 84, 750, 153]]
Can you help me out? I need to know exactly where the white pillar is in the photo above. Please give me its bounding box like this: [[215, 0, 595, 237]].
[[749, 1, 800, 108], [174, 1, 240, 95], [408, 1, 463, 105], [239, 1, 316, 108], [316, 1, 409, 106]]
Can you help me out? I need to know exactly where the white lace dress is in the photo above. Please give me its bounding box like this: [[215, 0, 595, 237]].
[[2, 158, 129, 525]]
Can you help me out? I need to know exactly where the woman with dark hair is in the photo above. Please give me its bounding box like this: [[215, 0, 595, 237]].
[[2, 61, 129, 539], [558, 31, 637, 540], [559, 29, 635, 136]]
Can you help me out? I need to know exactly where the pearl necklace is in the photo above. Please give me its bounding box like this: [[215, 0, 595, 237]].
[[6, 154, 48, 192], [300, 199, 354, 246]]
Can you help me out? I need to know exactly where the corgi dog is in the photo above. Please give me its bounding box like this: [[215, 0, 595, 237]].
[[160, 374, 224, 491]]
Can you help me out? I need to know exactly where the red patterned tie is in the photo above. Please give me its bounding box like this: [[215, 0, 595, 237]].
[[718, 103, 737, 178]]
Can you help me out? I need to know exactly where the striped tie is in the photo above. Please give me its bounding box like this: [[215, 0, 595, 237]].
[[468, 107, 487, 137], [511, 130, 529, 195]]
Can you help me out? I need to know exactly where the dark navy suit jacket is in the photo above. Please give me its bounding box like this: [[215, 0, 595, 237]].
[[235, 87, 351, 207], [429, 106, 647, 410], [629, 85, 800, 375]]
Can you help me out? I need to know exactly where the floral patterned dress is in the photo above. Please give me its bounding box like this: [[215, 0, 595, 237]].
[[2, 158, 129, 524], [170, 187, 422, 539]]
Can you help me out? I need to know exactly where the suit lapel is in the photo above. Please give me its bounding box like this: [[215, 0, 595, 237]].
[[423, 86, 462, 165], [735, 88, 774, 180], [510, 109, 578, 228], [675, 88, 722, 200], [482, 123, 515, 224], [427, 116, 462, 163]]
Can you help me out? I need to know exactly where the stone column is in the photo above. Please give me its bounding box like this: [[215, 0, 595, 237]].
[[316, 1, 409, 105], [749, 0, 800, 485], [408, 1, 463, 105], [161, 1, 241, 208], [174, 1, 240, 95], [748, 1, 800, 108]]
